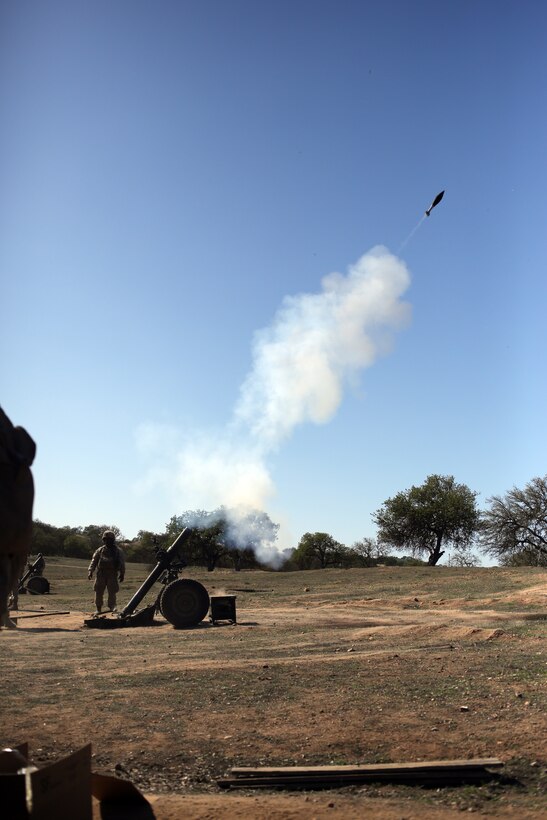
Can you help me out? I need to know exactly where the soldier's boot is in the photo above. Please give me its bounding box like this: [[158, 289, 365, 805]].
[[1, 610, 17, 628]]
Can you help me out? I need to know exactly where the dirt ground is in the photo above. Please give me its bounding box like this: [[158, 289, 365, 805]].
[[2, 561, 546, 818]]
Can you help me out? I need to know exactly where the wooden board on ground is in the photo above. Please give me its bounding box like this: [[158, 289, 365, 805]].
[[218, 758, 504, 789]]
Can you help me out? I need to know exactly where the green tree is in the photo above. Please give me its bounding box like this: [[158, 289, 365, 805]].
[[63, 533, 93, 559], [164, 512, 210, 568], [125, 530, 168, 563], [480, 476, 547, 564], [31, 520, 64, 555], [80, 524, 124, 551], [166, 510, 229, 570], [222, 508, 279, 569], [292, 532, 346, 569], [231, 546, 260, 571], [166, 508, 278, 570], [373, 475, 479, 566]]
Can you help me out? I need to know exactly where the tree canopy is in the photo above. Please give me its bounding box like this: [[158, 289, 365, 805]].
[[166, 507, 279, 570], [291, 532, 346, 569], [480, 476, 547, 564], [373, 474, 479, 565], [31, 474, 547, 569], [31, 520, 125, 559], [29, 508, 279, 569]]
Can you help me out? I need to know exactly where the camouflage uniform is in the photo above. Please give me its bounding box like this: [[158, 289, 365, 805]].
[[88, 531, 125, 613]]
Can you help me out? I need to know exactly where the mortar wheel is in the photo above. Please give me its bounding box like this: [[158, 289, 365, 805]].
[[157, 586, 169, 618], [159, 579, 210, 628], [26, 576, 50, 594]]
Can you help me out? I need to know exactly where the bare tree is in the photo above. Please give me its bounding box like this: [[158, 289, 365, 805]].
[[480, 476, 547, 563], [448, 546, 481, 567], [351, 537, 381, 567]]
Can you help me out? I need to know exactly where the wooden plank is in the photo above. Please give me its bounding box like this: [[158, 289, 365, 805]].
[[218, 769, 500, 790], [11, 611, 71, 619], [223, 767, 500, 785], [230, 758, 503, 777], [218, 759, 504, 790]]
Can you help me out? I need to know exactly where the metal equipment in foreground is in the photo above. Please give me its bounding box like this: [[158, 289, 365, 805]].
[[210, 595, 237, 625], [84, 528, 210, 630], [19, 554, 50, 595]]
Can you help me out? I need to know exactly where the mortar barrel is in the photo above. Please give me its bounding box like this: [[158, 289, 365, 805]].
[[119, 527, 194, 618]]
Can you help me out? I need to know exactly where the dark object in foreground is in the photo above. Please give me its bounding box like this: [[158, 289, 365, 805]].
[[425, 190, 445, 216], [210, 594, 237, 625], [2, 742, 153, 819], [1, 743, 92, 820], [91, 772, 150, 806], [218, 758, 503, 790], [84, 528, 210, 630]]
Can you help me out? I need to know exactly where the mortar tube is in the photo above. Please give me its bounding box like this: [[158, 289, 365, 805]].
[[18, 553, 44, 590], [119, 527, 194, 618]]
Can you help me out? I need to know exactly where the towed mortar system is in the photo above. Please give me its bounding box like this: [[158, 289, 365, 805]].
[[19, 553, 50, 595], [85, 528, 213, 629]]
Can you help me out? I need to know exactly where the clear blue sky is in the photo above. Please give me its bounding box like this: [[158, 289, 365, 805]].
[[2, 1, 546, 561]]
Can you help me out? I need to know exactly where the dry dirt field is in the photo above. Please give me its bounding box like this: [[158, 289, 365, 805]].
[[2, 560, 547, 818]]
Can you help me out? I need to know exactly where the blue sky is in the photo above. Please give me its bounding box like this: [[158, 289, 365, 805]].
[[2, 1, 546, 561]]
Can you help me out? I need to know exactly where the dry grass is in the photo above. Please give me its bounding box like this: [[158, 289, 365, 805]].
[[3, 559, 546, 818]]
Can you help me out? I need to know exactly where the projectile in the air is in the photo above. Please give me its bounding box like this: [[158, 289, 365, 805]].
[[425, 190, 445, 217]]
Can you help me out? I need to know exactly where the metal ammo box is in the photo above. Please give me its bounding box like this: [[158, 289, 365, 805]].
[[209, 595, 237, 625]]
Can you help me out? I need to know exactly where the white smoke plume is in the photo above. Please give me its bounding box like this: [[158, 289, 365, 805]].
[[235, 245, 411, 447], [137, 246, 411, 551]]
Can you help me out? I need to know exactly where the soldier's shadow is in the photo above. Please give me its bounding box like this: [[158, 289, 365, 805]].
[[13, 626, 76, 633], [99, 803, 155, 820]]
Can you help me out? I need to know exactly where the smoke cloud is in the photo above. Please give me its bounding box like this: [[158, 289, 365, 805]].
[[137, 246, 411, 550], [235, 245, 410, 446]]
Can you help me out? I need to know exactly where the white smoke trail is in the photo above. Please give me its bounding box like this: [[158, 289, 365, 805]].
[[398, 214, 426, 253], [136, 246, 412, 551]]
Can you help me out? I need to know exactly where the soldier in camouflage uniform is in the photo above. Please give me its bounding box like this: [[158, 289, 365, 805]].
[[88, 530, 125, 615]]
